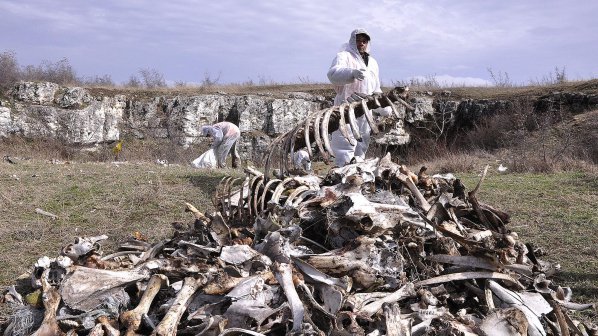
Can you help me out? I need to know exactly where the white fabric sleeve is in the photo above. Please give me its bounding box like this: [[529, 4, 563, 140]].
[[327, 53, 357, 86]]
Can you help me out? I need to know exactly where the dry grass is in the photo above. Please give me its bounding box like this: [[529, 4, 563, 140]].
[[0, 159, 240, 287], [458, 171, 598, 321]]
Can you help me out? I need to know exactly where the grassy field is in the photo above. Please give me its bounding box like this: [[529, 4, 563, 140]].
[[1, 158, 596, 314], [0, 159, 240, 286]]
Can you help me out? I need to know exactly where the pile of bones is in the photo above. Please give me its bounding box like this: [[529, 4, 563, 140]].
[[1, 157, 597, 335]]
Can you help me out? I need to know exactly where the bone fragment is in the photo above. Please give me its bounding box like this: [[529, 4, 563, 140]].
[[384, 303, 412, 336], [120, 274, 168, 335], [394, 171, 431, 211], [35, 208, 58, 220], [31, 270, 65, 336], [61, 266, 150, 311], [416, 271, 524, 289], [152, 276, 206, 336], [273, 262, 304, 333], [486, 280, 547, 336], [97, 315, 120, 336], [359, 283, 416, 317], [61, 235, 108, 261]]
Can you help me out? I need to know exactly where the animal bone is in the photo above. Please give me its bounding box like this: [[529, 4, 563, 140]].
[[273, 261, 304, 333], [31, 270, 65, 336], [486, 280, 547, 336], [384, 303, 412, 336], [151, 276, 207, 336], [61, 235, 108, 262], [313, 109, 331, 162], [347, 101, 363, 141], [337, 103, 357, 145], [60, 266, 150, 311], [120, 274, 168, 335], [359, 97, 379, 134], [358, 283, 416, 317], [321, 107, 336, 157]]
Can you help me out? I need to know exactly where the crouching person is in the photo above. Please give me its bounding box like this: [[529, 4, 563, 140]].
[[293, 149, 312, 174], [201, 121, 241, 168]]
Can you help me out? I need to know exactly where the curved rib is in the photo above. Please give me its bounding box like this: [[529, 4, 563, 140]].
[[347, 102, 363, 141], [313, 110, 330, 162], [252, 179, 265, 216], [384, 96, 401, 119], [321, 107, 335, 157], [303, 112, 313, 158], [260, 178, 282, 213], [361, 98, 379, 134], [337, 103, 356, 145], [283, 185, 311, 206]]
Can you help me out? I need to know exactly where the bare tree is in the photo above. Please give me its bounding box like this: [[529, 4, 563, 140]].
[[487, 67, 513, 87], [201, 71, 221, 87], [138, 68, 166, 88], [0, 50, 20, 89]]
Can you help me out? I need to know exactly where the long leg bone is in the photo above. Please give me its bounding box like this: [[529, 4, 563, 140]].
[[151, 276, 206, 336], [273, 262, 304, 333], [120, 274, 168, 335], [358, 283, 416, 317]]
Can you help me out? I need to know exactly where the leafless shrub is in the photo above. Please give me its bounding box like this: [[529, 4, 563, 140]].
[[297, 75, 315, 84], [393, 75, 441, 89], [415, 100, 455, 142], [81, 74, 114, 87], [487, 67, 514, 87], [0, 50, 20, 90], [463, 114, 516, 150], [528, 66, 568, 86], [125, 75, 142, 88], [138, 68, 166, 88], [21, 57, 78, 85], [201, 71, 221, 87]]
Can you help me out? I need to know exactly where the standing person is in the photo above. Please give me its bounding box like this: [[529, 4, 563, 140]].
[[327, 28, 390, 166], [200, 121, 241, 168]]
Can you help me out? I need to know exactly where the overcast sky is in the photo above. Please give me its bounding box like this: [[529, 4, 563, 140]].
[[1, 0, 597, 87]]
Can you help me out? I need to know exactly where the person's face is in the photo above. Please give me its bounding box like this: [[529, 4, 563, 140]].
[[356, 34, 369, 53]]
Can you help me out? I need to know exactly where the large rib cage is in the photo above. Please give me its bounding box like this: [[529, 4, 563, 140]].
[[263, 87, 412, 178], [213, 168, 319, 226]]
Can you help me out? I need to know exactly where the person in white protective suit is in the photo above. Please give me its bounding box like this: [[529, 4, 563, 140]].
[[200, 121, 241, 168], [327, 28, 391, 167], [293, 149, 312, 173]]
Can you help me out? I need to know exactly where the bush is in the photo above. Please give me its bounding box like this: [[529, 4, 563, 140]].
[[0, 50, 20, 90], [21, 57, 78, 85], [138, 68, 166, 88]]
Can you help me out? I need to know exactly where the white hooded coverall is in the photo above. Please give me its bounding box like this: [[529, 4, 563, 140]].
[[293, 149, 311, 173], [201, 121, 241, 168], [327, 28, 389, 167]]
